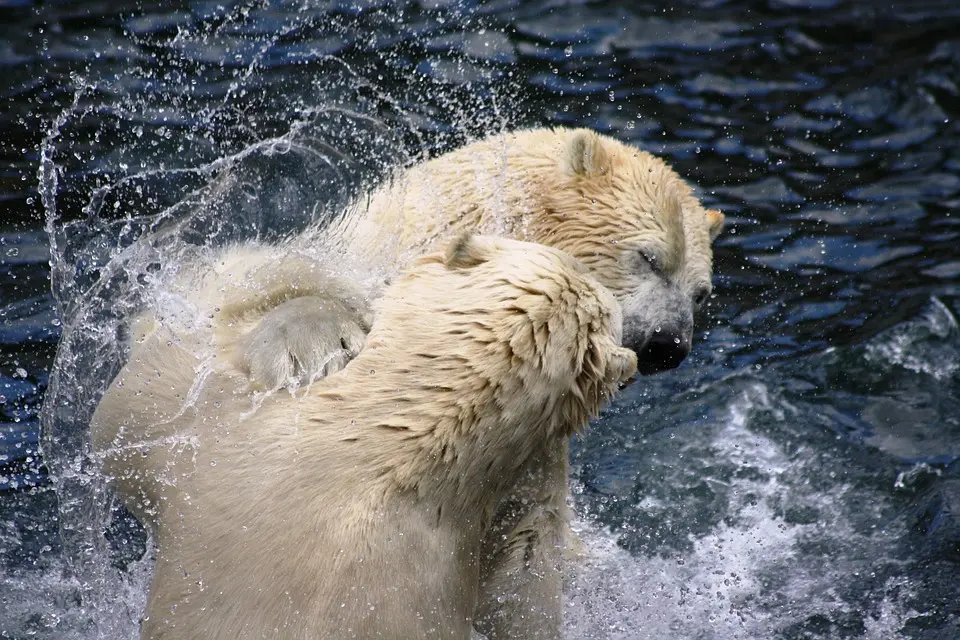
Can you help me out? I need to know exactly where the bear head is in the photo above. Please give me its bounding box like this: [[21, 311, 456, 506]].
[[530, 129, 725, 375], [370, 234, 637, 440]]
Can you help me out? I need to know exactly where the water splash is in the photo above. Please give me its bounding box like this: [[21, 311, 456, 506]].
[[864, 297, 959, 381], [567, 380, 921, 639], [36, 2, 517, 636]]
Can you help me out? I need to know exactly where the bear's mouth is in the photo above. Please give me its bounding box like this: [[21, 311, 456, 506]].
[[636, 359, 683, 376]]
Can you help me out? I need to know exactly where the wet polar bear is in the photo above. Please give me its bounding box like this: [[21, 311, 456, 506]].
[[91, 235, 637, 639], [214, 127, 725, 637]]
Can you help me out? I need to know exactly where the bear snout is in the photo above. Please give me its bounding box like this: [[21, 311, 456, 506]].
[[633, 330, 691, 375]]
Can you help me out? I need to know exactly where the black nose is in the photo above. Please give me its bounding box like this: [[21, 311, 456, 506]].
[[635, 332, 690, 375]]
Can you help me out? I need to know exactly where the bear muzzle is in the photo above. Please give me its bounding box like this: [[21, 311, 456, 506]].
[[632, 330, 691, 375]]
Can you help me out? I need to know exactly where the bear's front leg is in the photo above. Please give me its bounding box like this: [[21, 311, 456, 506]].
[[207, 252, 375, 389], [241, 294, 371, 389], [475, 440, 571, 640]]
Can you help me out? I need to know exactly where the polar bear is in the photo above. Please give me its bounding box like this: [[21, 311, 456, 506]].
[[104, 127, 723, 638], [91, 235, 637, 640], [238, 128, 724, 388], [203, 127, 724, 638]]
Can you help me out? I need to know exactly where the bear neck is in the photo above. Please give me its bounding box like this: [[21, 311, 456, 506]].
[[331, 130, 558, 278]]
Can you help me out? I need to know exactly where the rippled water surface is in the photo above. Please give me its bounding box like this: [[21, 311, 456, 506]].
[[1, 1, 959, 638]]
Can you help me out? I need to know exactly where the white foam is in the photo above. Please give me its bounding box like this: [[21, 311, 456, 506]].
[[561, 382, 918, 639], [865, 297, 958, 380]]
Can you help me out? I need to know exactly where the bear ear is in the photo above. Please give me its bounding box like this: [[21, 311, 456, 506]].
[[565, 130, 610, 176], [706, 209, 725, 242], [444, 234, 497, 270]]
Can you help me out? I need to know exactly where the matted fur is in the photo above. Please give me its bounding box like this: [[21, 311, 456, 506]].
[[106, 127, 723, 639], [91, 236, 636, 640]]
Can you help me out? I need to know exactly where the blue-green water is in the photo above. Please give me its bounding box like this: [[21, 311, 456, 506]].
[[1, 1, 958, 638]]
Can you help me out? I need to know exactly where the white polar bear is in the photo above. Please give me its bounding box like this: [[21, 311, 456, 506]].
[[100, 127, 723, 638], [91, 235, 637, 639], [222, 128, 724, 638]]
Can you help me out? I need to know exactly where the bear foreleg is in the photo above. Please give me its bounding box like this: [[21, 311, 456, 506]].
[[474, 440, 571, 640], [241, 295, 370, 389]]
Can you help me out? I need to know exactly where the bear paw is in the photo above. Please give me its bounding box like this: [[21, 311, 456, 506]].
[[242, 295, 371, 389]]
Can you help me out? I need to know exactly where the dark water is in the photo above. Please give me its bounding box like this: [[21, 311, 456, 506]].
[[2, 1, 959, 638]]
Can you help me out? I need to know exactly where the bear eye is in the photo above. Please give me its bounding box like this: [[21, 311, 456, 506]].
[[638, 250, 662, 274], [693, 286, 711, 308]]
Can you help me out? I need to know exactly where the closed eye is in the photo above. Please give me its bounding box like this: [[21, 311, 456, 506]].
[[638, 250, 663, 275]]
